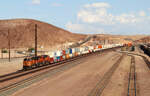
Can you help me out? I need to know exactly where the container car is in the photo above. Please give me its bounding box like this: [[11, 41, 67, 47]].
[[23, 44, 123, 70]]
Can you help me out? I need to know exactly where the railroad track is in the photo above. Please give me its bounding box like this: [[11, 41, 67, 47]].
[[0, 48, 115, 83], [127, 56, 137, 96], [88, 54, 124, 96], [141, 56, 150, 69], [116, 49, 150, 69], [0, 49, 115, 96], [0, 54, 93, 96], [0, 55, 83, 82], [0, 53, 97, 82], [0, 48, 120, 96]]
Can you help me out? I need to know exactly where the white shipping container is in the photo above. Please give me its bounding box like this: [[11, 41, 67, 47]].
[[75, 48, 80, 52], [72, 48, 75, 53], [56, 50, 62, 56], [81, 51, 86, 54], [102, 45, 106, 49], [89, 46, 93, 50], [84, 46, 89, 51], [78, 52, 81, 55], [47, 51, 55, 57], [69, 54, 73, 57], [79, 47, 84, 52]]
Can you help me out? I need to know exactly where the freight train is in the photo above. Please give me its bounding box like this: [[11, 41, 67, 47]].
[[140, 44, 150, 56], [121, 42, 134, 51], [23, 44, 126, 70]]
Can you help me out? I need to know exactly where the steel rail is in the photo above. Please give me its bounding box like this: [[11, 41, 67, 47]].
[[88, 54, 124, 96], [0, 52, 96, 96], [127, 56, 137, 96], [0, 47, 116, 83], [0, 53, 94, 82]]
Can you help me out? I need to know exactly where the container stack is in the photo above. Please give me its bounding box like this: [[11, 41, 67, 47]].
[[45, 43, 122, 63]]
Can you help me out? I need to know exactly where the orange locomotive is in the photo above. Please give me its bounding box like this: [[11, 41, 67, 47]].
[[127, 42, 132, 47], [123, 42, 132, 47], [23, 55, 51, 70]]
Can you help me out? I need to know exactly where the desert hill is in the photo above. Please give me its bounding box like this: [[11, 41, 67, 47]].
[[0, 19, 86, 49], [91, 34, 146, 44], [135, 36, 150, 43], [0, 19, 147, 50]]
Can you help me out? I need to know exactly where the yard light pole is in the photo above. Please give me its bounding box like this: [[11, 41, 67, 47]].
[[35, 24, 38, 57], [8, 29, 11, 62]]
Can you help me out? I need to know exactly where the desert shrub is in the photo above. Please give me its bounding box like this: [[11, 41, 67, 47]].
[[28, 48, 35, 52], [2, 49, 8, 53]]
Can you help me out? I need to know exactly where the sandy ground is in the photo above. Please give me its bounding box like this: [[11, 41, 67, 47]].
[[12, 51, 122, 96], [1, 47, 149, 96], [0, 58, 23, 75], [100, 47, 150, 96], [0, 52, 26, 59], [101, 55, 131, 96], [135, 56, 150, 96]]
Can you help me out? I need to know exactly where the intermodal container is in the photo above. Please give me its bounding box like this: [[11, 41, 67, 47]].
[[54, 56, 57, 62], [62, 55, 66, 59], [66, 54, 70, 59], [56, 51, 62, 56], [84, 46, 89, 51], [60, 56, 63, 61], [75, 52, 78, 56], [62, 50, 66, 55], [69, 48, 72, 54], [56, 56, 60, 61], [98, 45, 102, 48], [48, 52, 55, 57], [75, 48, 79, 52], [65, 49, 69, 54], [49, 57, 54, 63], [72, 48, 75, 53]]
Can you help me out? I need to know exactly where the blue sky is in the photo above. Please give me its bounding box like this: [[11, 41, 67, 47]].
[[0, 0, 150, 35]]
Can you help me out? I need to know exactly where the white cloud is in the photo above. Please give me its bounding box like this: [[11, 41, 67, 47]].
[[77, 3, 142, 25], [65, 2, 150, 35], [84, 2, 111, 8], [115, 14, 139, 24], [65, 22, 105, 34], [51, 3, 62, 7], [139, 11, 146, 16], [77, 8, 115, 25], [32, 0, 40, 5]]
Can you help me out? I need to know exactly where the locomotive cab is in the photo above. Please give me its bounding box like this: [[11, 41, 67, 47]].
[[23, 58, 33, 70]]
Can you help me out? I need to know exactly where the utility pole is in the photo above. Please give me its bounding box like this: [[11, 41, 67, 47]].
[[8, 29, 10, 62], [1, 48, 3, 59], [104, 39, 105, 45], [35, 24, 37, 57]]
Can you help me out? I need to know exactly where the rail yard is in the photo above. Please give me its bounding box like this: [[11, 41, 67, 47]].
[[1, 1, 150, 96], [0, 44, 149, 96]]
